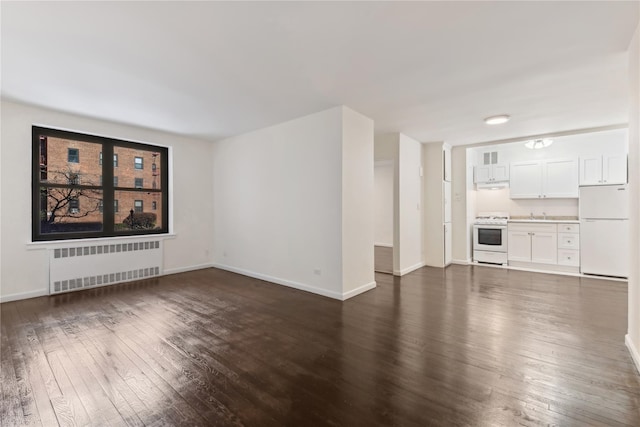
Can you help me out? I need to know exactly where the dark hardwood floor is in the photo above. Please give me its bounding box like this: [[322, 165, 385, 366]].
[[1, 265, 639, 426]]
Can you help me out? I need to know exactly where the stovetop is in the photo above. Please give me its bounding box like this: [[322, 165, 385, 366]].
[[474, 212, 509, 225]]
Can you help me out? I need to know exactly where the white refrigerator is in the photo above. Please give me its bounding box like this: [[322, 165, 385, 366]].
[[579, 184, 629, 278]]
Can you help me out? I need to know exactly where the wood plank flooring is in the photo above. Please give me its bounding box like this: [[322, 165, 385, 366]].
[[1, 265, 639, 426]]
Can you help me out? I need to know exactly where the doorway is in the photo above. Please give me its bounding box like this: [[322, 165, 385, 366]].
[[374, 161, 393, 274]]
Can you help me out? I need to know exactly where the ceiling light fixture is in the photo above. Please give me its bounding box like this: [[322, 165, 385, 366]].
[[525, 138, 553, 149], [484, 115, 511, 125]]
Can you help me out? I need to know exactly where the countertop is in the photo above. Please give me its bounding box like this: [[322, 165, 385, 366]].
[[508, 216, 579, 224]]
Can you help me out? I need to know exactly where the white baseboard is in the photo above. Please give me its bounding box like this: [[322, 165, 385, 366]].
[[342, 281, 376, 300], [625, 334, 640, 374], [374, 243, 393, 248], [163, 263, 214, 276], [394, 261, 425, 276], [451, 259, 470, 265], [211, 263, 345, 300], [0, 288, 48, 303]]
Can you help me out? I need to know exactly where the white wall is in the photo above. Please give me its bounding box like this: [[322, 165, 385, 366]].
[[374, 161, 393, 246], [397, 134, 423, 274], [627, 22, 640, 372], [211, 106, 374, 300], [423, 142, 445, 267], [341, 108, 375, 295], [0, 100, 214, 301], [475, 188, 579, 217]]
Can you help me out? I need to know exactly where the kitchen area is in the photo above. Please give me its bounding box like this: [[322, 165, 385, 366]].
[[469, 127, 629, 279]]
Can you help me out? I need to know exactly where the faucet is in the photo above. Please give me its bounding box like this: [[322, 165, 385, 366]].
[[530, 212, 534, 220], [542, 212, 547, 220]]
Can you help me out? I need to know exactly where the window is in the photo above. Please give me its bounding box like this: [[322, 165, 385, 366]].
[[69, 198, 80, 214], [99, 153, 118, 167], [68, 173, 80, 185], [68, 148, 79, 163], [33, 126, 168, 241]]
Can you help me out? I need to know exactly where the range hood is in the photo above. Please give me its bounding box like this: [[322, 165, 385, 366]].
[[476, 181, 509, 190]]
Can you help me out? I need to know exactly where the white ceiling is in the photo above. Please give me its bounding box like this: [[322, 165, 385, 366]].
[[2, 1, 638, 146]]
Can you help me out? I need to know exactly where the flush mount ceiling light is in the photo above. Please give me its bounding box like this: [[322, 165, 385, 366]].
[[525, 138, 553, 149], [484, 114, 511, 125]]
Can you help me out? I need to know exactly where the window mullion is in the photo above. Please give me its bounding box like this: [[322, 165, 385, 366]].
[[103, 143, 115, 235]]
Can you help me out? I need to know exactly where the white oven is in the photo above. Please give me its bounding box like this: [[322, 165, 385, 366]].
[[473, 223, 508, 264]]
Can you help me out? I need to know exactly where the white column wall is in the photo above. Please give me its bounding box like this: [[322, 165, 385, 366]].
[[341, 107, 375, 296], [397, 134, 424, 275]]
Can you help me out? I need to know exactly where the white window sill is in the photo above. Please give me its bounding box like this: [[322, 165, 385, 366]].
[[26, 233, 177, 250]]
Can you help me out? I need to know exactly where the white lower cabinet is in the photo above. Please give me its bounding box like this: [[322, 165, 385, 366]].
[[508, 224, 557, 264], [507, 222, 580, 272]]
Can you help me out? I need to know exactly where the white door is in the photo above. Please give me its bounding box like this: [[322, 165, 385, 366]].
[[443, 181, 452, 223], [544, 158, 578, 198], [510, 161, 542, 199], [581, 219, 628, 277], [579, 156, 603, 185], [531, 232, 558, 264], [579, 185, 629, 219], [444, 223, 452, 266], [602, 155, 627, 185], [507, 231, 531, 262]]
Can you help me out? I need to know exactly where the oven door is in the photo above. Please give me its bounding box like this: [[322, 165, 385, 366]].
[[473, 225, 507, 252]]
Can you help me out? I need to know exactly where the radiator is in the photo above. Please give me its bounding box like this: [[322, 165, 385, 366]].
[[49, 239, 163, 295]]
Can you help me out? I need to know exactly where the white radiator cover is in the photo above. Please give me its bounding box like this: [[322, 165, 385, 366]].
[[49, 239, 163, 294]]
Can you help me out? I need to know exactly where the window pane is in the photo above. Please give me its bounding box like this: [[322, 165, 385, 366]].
[[39, 136, 102, 185], [114, 146, 163, 189], [114, 190, 163, 231], [39, 187, 103, 234]]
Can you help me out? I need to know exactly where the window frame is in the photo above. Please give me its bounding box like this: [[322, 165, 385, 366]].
[[32, 126, 169, 241]]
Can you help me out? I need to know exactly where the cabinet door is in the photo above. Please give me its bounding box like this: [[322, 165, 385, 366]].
[[474, 165, 492, 183], [603, 154, 627, 184], [544, 158, 578, 198], [510, 161, 542, 199], [531, 232, 557, 264], [492, 164, 509, 181], [579, 156, 602, 185], [507, 231, 531, 262]]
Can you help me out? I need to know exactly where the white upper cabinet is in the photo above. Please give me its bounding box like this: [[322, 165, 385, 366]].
[[510, 161, 542, 198], [474, 150, 509, 184], [579, 154, 627, 185], [510, 158, 578, 199], [543, 158, 579, 198]]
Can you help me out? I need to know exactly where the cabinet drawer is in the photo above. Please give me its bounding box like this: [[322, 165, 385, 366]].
[[558, 233, 580, 249], [558, 249, 580, 267], [558, 223, 579, 233], [508, 223, 557, 233]]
